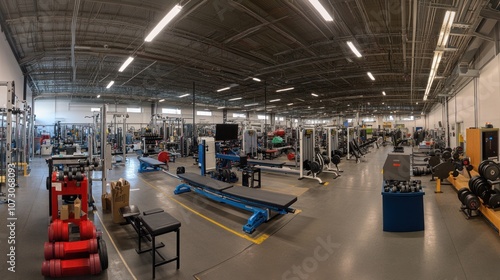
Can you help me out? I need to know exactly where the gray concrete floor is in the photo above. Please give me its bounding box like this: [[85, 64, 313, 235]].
[[1, 145, 500, 280]]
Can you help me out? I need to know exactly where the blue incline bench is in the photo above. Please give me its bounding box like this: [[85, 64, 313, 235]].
[[174, 173, 297, 233], [137, 156, 166, 173]]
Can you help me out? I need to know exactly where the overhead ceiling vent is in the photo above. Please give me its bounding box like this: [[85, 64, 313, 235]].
[[457, 63, 479, 77]]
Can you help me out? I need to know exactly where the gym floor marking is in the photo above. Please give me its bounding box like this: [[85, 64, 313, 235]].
[[137, 176, 273, 244], [94, 211, 138, 280]]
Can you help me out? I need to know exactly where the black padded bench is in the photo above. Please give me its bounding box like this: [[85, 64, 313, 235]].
[[247, 159, 286, 168], [174, 173, 297, 233], [223, 187, 297, 209], [120, 205, 181, 279]]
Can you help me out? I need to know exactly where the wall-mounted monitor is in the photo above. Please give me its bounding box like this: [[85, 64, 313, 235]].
[[215, 124, 238, 141]]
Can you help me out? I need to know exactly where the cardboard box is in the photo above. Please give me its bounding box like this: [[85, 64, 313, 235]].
[[60, 205, 69, 220], [111, 178, 130, 224], [73, 198, 81, 220], [101, 193, 111, 213]]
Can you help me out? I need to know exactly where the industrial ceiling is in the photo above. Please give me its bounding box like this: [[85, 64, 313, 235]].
[[0, 0, 499, 119]]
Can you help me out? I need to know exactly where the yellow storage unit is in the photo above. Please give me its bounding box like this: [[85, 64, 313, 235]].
[[466, 128, 499, 171]]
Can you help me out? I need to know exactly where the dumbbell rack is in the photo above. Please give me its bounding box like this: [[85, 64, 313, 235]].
[[447, 169, 500, 235], [44, 172, 109, 277], [141, 133, 162, 156], [50, 171, 88, 223], [382, 153, 425, 232]]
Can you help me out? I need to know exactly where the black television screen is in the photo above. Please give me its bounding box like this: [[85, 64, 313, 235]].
[[215, 124, 238, 141]]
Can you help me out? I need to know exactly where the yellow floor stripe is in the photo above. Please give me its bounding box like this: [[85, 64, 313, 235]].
[[137, 176, 270, 244]]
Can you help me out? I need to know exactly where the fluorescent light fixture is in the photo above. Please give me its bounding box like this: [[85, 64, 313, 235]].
[[437, 11, 456, 48], [144, 4, 182, 42], [252, 77, 261, 82], [367, 72, 375, 80], [382, 91, 386, 96], [367, 102, 370, 105], [276, 87, 294, 92], [308, 0, 333, 21], [347, 104, 350, 106], [159, 99, 165, 102], [423, 51, 443, 101], [244, 103, 259, 107], [423, 11, 455, 101], [416, 102, 419, 105], [269, 99, 281, 103], [217, 106, 225, 109], [217, 87, 230, 92], [106, 81, 114, 89], [97, 95, 101, 98], [347, 41, 362, 57], [179, 94, 189, 98], [228, 97, 242, 101], [118, 56, 134, 72], [382, 102, 384, 104], [266, 105, 276, 109], [296, 98, 305, 102], [311, 93, 319, 97], [287, 103, 294, 106]]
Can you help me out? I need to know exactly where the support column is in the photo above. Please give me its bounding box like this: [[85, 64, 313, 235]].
[[101, 104, 107, 194], [474, 77, 478, 127], [192, 82, 196, 146]]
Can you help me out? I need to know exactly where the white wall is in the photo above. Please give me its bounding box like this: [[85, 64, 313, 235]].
[[422, 46, 500, 149], [0, 31, 31, 107], [426, 104, 443, 129], [477, 54, 500, 126], [35, 100, 154, 125]]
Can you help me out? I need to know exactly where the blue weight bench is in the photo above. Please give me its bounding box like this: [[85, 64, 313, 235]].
[[138, 157, 166, 173], [174, 173, 297, 233]]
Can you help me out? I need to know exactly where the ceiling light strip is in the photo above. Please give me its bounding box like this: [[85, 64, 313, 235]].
[[367, 72, 375, 81], [276, 87, 294, 92], [106, 81, 114, 89], [118, 57, 134, 72], [217, 87, 230, 92], [308, 0, 333, 21], [144, 5, 182, 42], [346, 41, 362, 57], [424, 11, 455, 101]]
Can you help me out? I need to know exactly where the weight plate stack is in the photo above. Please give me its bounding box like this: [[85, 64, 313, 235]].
[[479, 161, 500, 181], [469, 176, 493, 205]]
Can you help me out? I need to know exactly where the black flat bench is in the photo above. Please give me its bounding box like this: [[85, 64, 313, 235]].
[[120, 206, 164, 239], [247, 159, 286, 168], [138, 212, 181, 279], [223, 187, 297, 209], [175, 173, 297, 233], [177, 172, 233, 191], [120, 206, 181, 279]]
